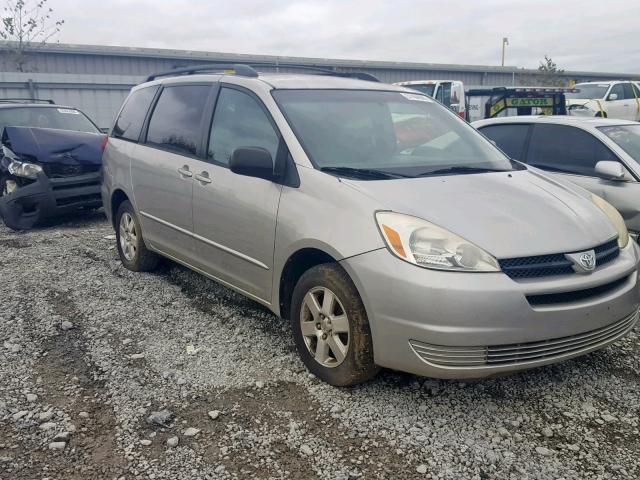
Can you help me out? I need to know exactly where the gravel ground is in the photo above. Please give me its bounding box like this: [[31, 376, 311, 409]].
[[0, 212, 639, 480]]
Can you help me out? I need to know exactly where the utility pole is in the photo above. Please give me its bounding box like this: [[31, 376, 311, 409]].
[[501, 37, 509, 66]]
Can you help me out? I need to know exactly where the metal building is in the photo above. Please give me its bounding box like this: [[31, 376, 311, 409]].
[[1, 42, 638, 128]]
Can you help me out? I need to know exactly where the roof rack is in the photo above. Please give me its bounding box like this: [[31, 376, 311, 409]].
[[146, 64, 259, 81], [249, 62, 380, 82], [0, 98, 55, 104], [467, 86, 578, 95], [145, 62, 380, 83]]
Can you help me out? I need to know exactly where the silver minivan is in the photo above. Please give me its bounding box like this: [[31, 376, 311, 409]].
[[102, 65, 639, 386]]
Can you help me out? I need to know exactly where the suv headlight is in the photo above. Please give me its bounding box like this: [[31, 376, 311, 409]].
[[7, 159, 43, 179], [376, 211, 500, 272], [591, 194, 629, 249]]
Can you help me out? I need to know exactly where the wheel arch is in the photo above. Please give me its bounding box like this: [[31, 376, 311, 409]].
[[110, 189, 130, 229], [278, 247, 339, 320]]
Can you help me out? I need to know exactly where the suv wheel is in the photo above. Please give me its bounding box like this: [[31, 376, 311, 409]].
[[291, 263, 379, 386], [115, 201, 159, 272]]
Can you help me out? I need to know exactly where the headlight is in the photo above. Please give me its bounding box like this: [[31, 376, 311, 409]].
[[591, 194, 629, 249], [375, 211, 500, 272], [7, 159, 43, 179]]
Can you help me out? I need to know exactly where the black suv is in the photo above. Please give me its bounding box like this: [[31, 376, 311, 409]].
[[0, 99, 106, 229]]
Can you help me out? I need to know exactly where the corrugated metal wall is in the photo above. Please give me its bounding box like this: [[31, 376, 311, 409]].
[[0, 43, 638, 128], [0, 72, 139, 128]]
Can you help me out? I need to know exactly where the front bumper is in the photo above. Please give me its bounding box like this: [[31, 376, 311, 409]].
[[0, 171, 102, 229], [341, 243, 640, 379]]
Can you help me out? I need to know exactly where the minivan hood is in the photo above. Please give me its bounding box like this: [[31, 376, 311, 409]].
[[342, 169, 617, 259]]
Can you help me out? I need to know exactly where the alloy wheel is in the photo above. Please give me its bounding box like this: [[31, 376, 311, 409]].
[[119, 212, 138, 261], [300, 287, 350, 368]]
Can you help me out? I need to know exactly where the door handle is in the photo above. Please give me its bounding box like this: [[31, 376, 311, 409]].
[[195, 172, 212, 184], [178, 166, 193, 178]]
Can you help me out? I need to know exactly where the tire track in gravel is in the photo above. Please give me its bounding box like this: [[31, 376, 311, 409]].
[[26, 291, 128, 479]]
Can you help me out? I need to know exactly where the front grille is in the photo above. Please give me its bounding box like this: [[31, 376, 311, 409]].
[[499, 239, 619, 279], [43, 163, 101, 178], [55, 193, 102, 207], [52, 180, 100, 191], [526, 275, 629, 307], [409, 311, 637, 368]]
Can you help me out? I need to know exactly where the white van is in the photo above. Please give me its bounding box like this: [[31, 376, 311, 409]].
[[394, 80, 466, 118]]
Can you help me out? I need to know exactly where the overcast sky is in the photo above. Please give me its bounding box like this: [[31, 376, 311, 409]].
[[50, 0, 639, 73]]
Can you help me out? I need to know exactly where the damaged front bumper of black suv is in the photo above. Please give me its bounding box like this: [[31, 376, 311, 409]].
[[0, 126, 106, 230], [0, 169, 102, 230]]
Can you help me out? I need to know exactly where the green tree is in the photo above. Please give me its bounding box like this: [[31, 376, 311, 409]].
[[537, 55, 565, 87], [0, 0, 64, 72]]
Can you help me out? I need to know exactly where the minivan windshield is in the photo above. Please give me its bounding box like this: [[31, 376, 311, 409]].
[[565, 84, 609, 99], [0, 106, 100, 134], [273, 89, 520, 179], [598, 124, 640, 160]]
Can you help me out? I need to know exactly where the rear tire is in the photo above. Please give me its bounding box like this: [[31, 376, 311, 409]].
[[290, 263, 379, 386], [115, 200, 159, 272]]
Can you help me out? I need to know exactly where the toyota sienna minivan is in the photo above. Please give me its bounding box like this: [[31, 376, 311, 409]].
[[102, 65, 639, 386]]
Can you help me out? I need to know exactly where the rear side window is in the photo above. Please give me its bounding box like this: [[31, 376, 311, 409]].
[[207, 87, 279, 165], [146, 85, 211, 156], [112, 86, 158, 142], [527, 124, 616, 176], [479, 124, 530, 160]]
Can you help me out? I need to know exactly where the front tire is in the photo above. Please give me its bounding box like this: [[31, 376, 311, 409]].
[[291, 263, 379, 386], [115, 201, 159, 272]]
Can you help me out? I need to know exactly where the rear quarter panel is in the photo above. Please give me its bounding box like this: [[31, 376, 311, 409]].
[[101, 138, 136, 225]]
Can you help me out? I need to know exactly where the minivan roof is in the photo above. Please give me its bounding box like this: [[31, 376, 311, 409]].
[[138, 72, 414, 92]]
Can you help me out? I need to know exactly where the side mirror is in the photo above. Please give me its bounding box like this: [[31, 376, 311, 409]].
[[595, 161, 626, 181], [607, 93, 618, 101], [229, 147, 274, 181]]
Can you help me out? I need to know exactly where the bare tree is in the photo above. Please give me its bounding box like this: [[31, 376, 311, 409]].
[[0, 0, 64, 72]]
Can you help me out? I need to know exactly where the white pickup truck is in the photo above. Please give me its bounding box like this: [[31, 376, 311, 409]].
[[393, 80, 466, 118]]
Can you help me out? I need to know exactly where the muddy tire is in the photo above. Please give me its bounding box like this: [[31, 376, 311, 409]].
[[115, 200, 159, 272], [291, 263, 379, 386]]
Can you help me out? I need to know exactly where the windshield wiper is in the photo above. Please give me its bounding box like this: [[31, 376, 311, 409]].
[[417, 166, 511, 177], [320, 166, 410, 179]]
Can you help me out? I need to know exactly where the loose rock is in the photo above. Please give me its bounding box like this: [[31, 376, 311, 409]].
[[167, 436, 179, 447], [61, 321, 74, 331], [147, 410, 174, 427]]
